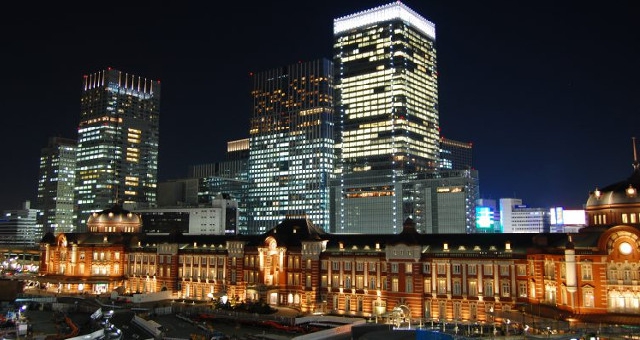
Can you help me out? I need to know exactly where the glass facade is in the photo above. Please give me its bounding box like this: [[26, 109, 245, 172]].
[[334, 2, 439, 175], [333, 2, 442, 233], [0, 201, 39, 246], [439, 137, 473, 171], [36, 137, 77, 234], [331, 169, 478, 234], [331, 170, 400, 234], [247, 59, 335, 233], [199, 177, 247, 234], [75, 68, 160, 231]]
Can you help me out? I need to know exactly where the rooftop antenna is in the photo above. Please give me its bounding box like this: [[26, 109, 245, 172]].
[[633, 137, 639, 171]]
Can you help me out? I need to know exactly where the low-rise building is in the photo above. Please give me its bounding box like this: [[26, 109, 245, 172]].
[[36, 159, 640, 323]]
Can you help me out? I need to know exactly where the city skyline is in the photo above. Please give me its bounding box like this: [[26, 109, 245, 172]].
[[1, 0, 637, 211]]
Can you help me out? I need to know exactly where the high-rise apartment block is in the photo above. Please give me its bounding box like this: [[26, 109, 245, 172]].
[[75, 68, 160, 230], [36, 136, 77, 234], [247, 59, 335, 233]]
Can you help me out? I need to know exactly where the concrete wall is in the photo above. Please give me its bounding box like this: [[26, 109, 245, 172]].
[[292, 319, 366, 340], [111, 290, 173, 303], [133, 315, 163, 339]]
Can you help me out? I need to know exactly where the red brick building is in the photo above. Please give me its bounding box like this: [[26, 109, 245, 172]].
[[38, 164, 640, 324]]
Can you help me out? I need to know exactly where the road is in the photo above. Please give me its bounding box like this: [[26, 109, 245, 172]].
[[152, 313, 299, 339]]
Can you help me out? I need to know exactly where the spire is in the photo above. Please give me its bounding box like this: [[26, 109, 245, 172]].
[[633, 137, 639, 171]]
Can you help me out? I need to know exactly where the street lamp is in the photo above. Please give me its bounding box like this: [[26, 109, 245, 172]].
[[17, 305, 26, 320], [16, 305, 27, 339]]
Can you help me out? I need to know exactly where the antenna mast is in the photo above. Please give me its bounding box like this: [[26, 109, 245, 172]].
[[633, 137, 639, 171]]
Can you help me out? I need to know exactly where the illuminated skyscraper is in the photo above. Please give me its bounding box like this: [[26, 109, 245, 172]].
[[75, 68, 160, 231], [333, 2, 444, 233], [334, 2, 439, 174], [36, 136, 77, 234], [247, 59, 335, 233]]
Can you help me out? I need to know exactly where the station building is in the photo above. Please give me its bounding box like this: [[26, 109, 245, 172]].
[[37, 163, 640, 323]]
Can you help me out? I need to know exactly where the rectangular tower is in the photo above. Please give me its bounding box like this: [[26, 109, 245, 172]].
[[333, 2, 440, 233], [75, 68, 160, 230], [334, 2, 439, 174], [0, 201, 39, 246], [247, 59, 335, 234], [36, 136, 77, 234], [499, 198, 550, 233]]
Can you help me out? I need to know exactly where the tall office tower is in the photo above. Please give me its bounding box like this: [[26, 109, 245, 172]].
[[184, 138, 249, 233], [333, 2, 439, 233], [189, 138, 249, 180], [36, 136, 77, 234], [221, 138, 250, 179], [440, 136, 473, 170], [75, 68, 160, 231], [247, 59, 335, 234], [334, 2, 439, 174]]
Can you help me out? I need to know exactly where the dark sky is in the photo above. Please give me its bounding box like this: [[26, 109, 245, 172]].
[[1, 1, 637, 210]]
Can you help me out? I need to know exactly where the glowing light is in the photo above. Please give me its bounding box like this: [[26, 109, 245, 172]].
[[619, 242, 633, 255], [626, 185, 636, 197], [334, 2, 436, 39]]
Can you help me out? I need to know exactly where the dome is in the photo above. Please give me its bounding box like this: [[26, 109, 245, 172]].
[[587, 138, 640, 208], [584, 138, 640, 229], [87, 204, 142, 233], [586, 168, 640, 208]]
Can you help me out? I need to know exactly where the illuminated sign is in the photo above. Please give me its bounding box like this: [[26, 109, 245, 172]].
[[475, 206, 494, 229], [550, 207, 586, 225], [437, 186, 464, 193]]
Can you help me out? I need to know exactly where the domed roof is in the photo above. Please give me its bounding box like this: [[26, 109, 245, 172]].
[[87, 204, 141, 226], [586, 163, 640, 207]]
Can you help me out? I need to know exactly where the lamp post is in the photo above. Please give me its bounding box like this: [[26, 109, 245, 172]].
[[17, 304, 26, 320]]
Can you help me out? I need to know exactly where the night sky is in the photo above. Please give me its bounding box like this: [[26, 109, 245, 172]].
[[1, 1, 637, 211]]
